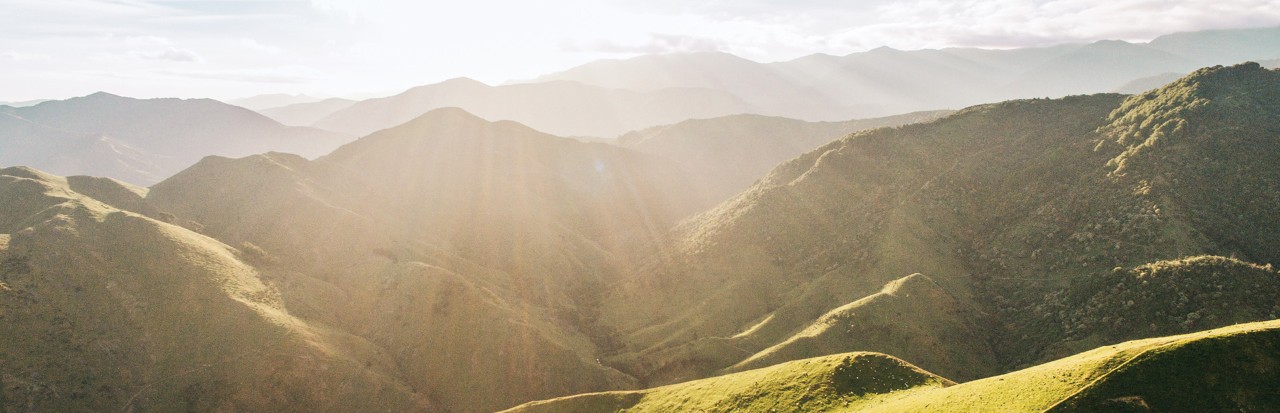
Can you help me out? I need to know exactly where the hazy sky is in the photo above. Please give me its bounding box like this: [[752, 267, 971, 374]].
[[2, 0, 1278, 101]]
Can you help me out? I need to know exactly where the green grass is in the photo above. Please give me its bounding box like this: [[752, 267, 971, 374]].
[[726, 273, 996, 382], [858, 319, 1280, 412], [501, 352, 952, 413], [510, 319, 1280, 413]]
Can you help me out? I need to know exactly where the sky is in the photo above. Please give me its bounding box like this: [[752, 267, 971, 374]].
[[2, 0, 1279, 101]]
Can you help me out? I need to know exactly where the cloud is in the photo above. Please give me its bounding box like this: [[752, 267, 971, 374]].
[[565, 34, 728, 54], [159, 65, 322, 83], [123, 35, 173, 47], [0, 51, 50, 61], [240, 38, 281, 54], [129, 47, 205, 62], [836, 0, 1280, 50]]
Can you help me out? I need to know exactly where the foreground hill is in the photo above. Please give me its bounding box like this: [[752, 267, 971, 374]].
[[144, 108, 710, 412], [501, 352, 952, 413], [0, 93, 350, 184], [596, 63, 1280, 387], [617, 111, 951, 202], [507, 319, 1280, 412], [313, 78, 755, 138], [532, 27, 1280, 119], [0, 166, 433, 412]]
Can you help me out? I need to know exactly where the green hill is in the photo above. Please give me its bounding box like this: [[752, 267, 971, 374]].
[[507, 319, 1280, 412], [500, 352, 952, 413], [0, 166, 432, 412], [6, 63, 1280, 411], [598, 63, 1280, 386], [861, 319, 1280, 412], [725, 273, 996, 382]]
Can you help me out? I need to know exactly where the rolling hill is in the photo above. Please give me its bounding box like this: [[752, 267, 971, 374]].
[[4, 63, 1279, 412], [0, 166, 434, 412], [0, 93, 351, 184], [506, 319, 1280, 412], [594, 62, 1280, 388], [143, 107, 712, 412]]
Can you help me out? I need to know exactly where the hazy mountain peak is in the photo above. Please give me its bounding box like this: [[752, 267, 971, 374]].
[[867, 45, 903, 53], [438, 76, 489, 86], [81, 91, 125, 101]]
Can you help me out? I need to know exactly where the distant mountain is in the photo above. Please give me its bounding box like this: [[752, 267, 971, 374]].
[[1111, 72, 1184, 94], [257, 97, 356, 126], [314, 77, 755, 138], [596, 63, 1280, 387], [522, 52, 849, 120], [1004, 40, 1195, 98], [529, 27, 1280, 119], [617, 110, 951, 201], [227, 93, 325, 111], [1146, 26, 1280, 68], [0, 92, 351, 184], [505, 319, 1280, 412], [0, 99, 49, 108]]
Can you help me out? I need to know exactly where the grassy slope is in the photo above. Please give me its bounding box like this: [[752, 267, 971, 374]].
[[600, 64, 1280, 385], [726, 273, 996, 381], [601, 93, 1124, 385], [509, 319, 1280, 413], [860, 319, 1280, 412], [0, 166, 432, 412], [501, 352, 953, 413]]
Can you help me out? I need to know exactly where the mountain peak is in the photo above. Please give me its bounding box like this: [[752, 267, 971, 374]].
[[1103, 61, 1280, 172], [438, 77, 489, 87], [81, 91, 127, 101]]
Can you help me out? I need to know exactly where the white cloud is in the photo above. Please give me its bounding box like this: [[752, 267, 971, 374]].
[[123, 35, 174, 47], [129, 47, 205, 62], [159, 65, 322, 83], [0, 51, 50, 61], [240, 38, 281, 54], [564, 34, 728, 54]]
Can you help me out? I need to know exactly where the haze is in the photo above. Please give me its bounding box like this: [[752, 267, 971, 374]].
[[3, 0, 1279, 101]]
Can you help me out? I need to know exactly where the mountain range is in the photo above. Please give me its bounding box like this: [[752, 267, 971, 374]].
[[0, 93, 350, 184], [212, 27, 1280, 142], [3, 61, 1279, 412], [528, 27, 1280, 120], [310, 77, 757, 138]]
